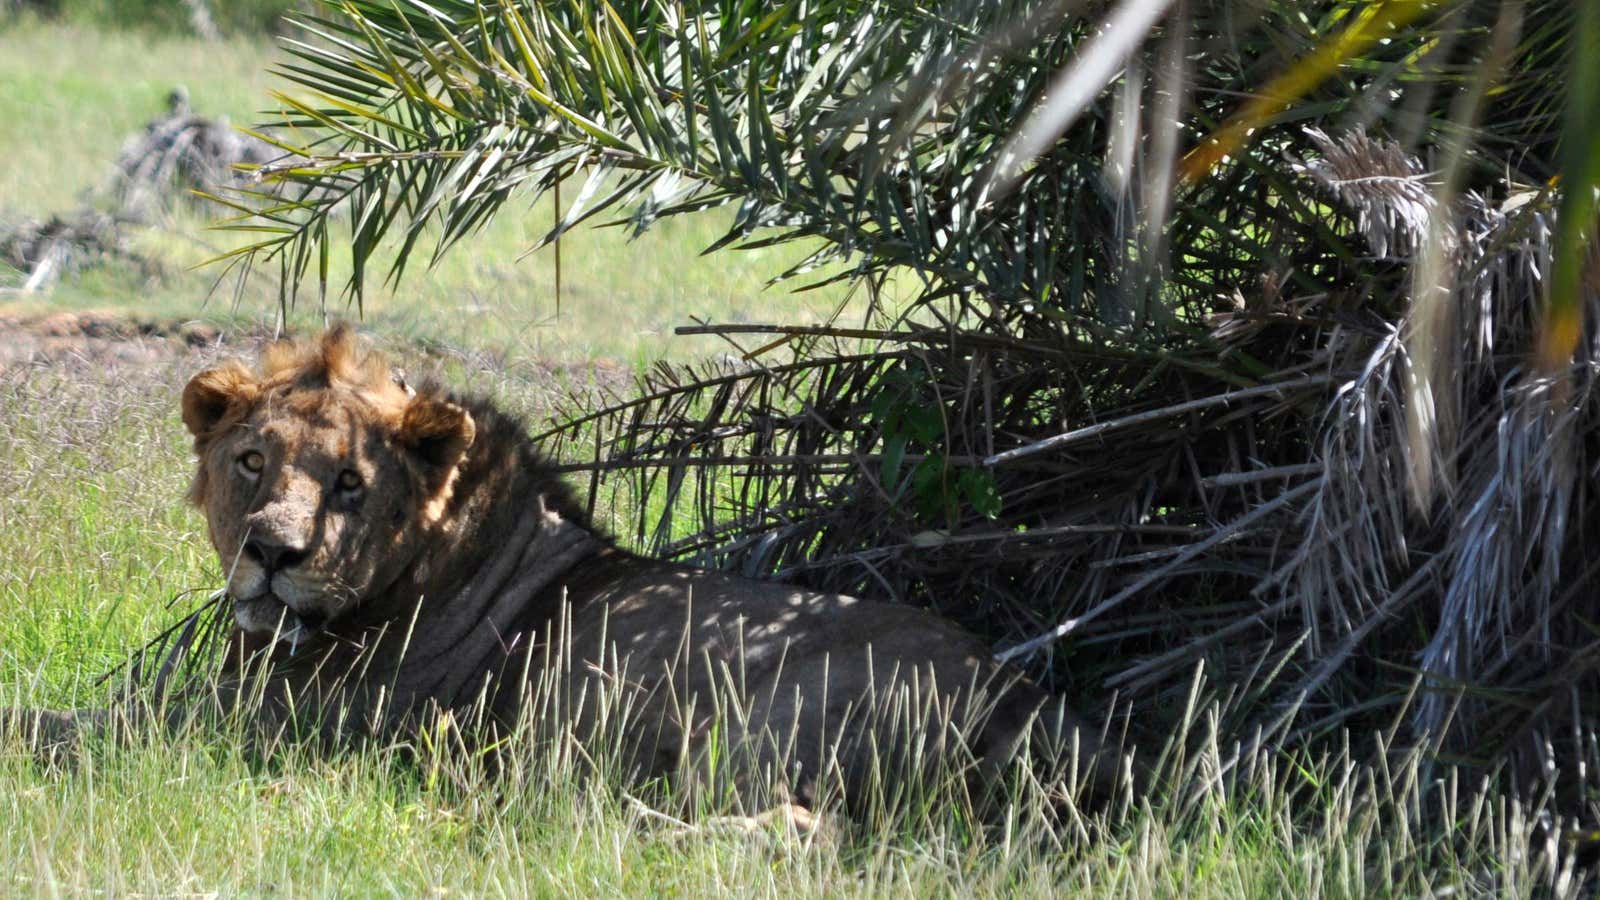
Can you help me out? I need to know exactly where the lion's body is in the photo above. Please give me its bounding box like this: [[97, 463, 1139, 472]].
[[9, 328, 1121, 813], [528, 551, 1068, 808]]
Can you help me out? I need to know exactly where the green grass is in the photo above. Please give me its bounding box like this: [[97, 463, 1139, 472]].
[[52, 0, 306, 36], [0, 16, 1587, 898], [0, 18, 862, 364]]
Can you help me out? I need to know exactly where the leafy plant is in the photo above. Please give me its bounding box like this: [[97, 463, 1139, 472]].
[[868, 366, 998, 526]]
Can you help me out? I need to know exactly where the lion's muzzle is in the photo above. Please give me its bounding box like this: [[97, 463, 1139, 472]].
[[232, 590, 326, 646]]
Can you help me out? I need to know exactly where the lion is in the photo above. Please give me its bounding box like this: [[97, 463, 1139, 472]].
[[4, 326, 1127, 819]]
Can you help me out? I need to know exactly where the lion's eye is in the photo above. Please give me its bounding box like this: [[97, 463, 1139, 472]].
[[238, 450, 265, 475], [337, 469, 363, 492]]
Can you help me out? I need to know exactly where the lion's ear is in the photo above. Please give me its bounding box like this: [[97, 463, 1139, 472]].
[[182, 361, 259, 445], [399, 395, 476, 471]]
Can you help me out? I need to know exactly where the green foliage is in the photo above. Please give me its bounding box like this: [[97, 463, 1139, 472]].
[[1541, 0, 1600, 370], [869, 367, 999, 526]]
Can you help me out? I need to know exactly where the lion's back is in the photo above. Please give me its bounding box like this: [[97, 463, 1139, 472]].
[[539, 552, 1064, 807]]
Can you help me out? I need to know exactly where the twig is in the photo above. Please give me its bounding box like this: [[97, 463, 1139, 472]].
[[984, 374, 1330, 465], [674, 322, 1254, 380], [22, 242, 66, 293], [625, 793, 694, 830], [994, 480, 1320, 664], [1199, 463, 1322, 488]]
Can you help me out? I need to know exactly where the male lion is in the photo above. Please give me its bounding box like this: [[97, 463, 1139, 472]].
[[5, 327, 1125, 817]]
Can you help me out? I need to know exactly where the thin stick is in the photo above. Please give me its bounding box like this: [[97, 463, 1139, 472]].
[[994, 480, 1320, 664], [984, 374, 1329, 465]]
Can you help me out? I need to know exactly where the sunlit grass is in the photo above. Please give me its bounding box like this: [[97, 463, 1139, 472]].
[[0, 18, 863, 363]]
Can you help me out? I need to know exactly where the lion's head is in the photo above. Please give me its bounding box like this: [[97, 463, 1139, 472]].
[[181, 326, 476, 643]]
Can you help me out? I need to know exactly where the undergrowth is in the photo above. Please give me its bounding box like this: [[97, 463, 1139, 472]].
[[0, 334, 1589, 896]]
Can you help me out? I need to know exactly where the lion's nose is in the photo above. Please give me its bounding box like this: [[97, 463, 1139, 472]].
[[243, 537, 308, 572]]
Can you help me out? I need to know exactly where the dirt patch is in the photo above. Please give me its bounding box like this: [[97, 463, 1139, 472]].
[[0, 310, 236, 372], [0, 309, 637, 405]]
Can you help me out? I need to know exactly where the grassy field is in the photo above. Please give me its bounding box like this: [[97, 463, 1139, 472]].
[[0, 339, 1575, 896], [0, 18, 860, 365], [0, 13, 1584, 898]]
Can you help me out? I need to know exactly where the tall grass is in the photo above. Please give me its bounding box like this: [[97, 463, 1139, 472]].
[[0, 315, 1588, 896]]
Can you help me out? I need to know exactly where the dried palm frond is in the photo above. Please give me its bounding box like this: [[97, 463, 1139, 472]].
[[529, 127, 1599, 801], [1287, 128, 1599, 775]]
